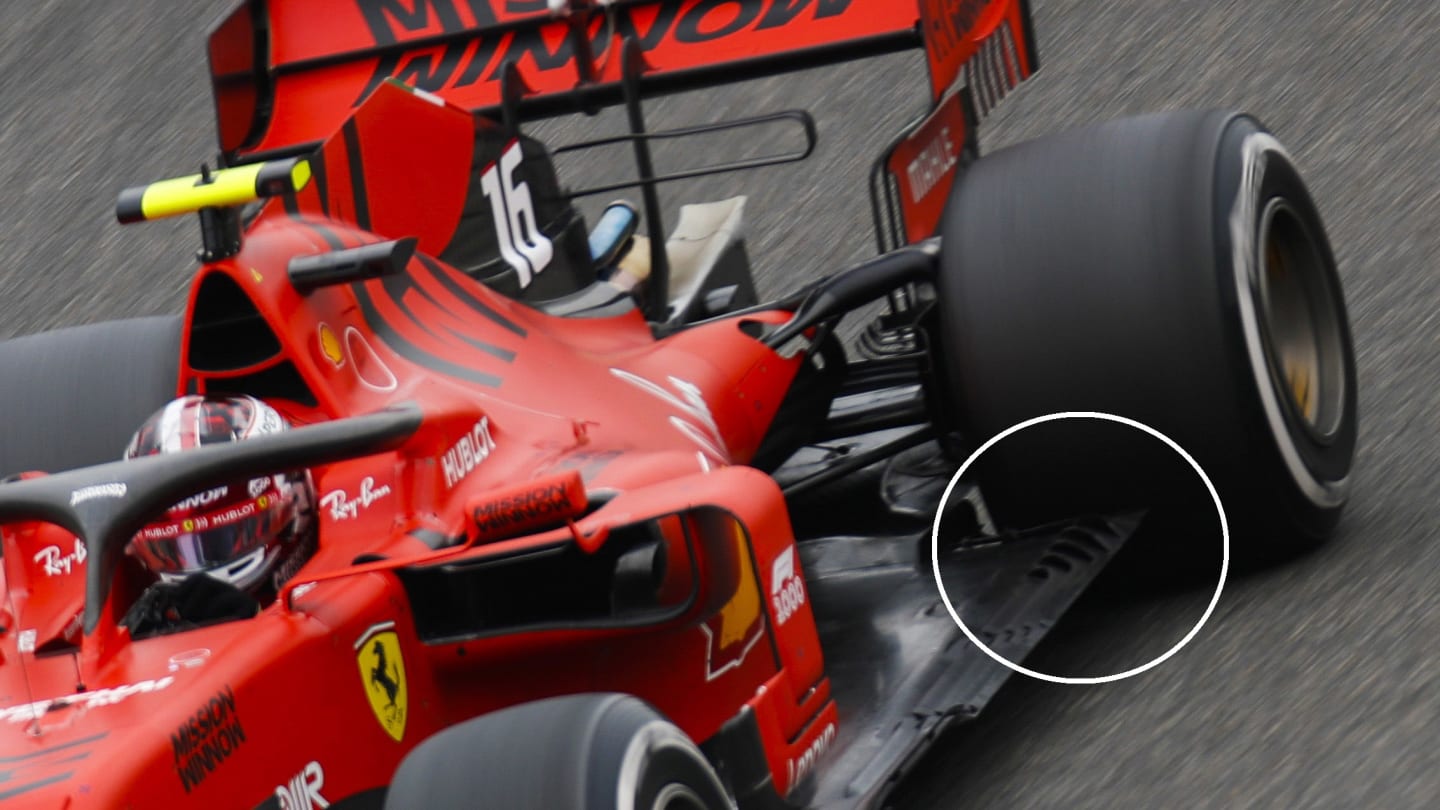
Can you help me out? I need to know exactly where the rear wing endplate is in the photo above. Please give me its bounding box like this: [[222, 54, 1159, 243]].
[[873, 0, 1039, 249]]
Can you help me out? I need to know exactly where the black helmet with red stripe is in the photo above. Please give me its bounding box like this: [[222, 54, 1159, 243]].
[[123, 395, 315, 594]]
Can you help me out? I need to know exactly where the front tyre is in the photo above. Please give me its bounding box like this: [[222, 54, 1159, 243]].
[[0, 317, 181, 476], [933, 109, 1356, 567], [385, 694, 733, 810]]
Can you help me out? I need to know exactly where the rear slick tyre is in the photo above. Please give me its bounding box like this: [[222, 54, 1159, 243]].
[[934, 109, 1356, 570]]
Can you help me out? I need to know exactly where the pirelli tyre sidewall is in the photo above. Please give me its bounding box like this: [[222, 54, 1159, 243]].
[[1211, 117, 1356, 528], [384, 694, 732, 810], [934, 109, 1356, 563]]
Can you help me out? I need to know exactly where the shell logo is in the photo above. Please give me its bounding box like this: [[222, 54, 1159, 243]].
[[316, 323, 399, 392], [318, 323, 345, 368]]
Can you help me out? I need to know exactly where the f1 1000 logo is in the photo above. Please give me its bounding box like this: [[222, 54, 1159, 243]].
[[770, 545, 807, 625]]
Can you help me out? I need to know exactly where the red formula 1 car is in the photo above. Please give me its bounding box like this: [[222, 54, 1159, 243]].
[[0, 1, 1356, 807]]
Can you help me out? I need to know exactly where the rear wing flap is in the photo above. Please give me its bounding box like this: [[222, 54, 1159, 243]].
[[210, 0, 1038, 177]]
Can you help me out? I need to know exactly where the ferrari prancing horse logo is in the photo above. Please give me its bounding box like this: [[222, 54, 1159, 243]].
[[355, 622, 407, 742]]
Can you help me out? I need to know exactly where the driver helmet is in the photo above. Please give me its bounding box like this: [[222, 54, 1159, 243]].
[[123, 395, 316, 594]]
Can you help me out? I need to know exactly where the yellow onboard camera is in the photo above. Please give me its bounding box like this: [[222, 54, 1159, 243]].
[[115, 158, 311, 262]]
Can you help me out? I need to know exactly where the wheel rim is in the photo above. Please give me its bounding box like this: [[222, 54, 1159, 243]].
[[1256, 198, 1347, 441], [649, 784, 710, 810]]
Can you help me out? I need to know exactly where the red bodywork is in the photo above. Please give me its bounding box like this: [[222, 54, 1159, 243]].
[[0, 1, 1039, 805], [0, 79, 823, 808]]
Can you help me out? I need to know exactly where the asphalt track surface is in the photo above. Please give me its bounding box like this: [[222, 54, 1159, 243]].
[[0, 1, 1436, 808]]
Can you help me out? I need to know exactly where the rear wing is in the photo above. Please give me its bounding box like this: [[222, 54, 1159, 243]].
[[209, 0, 1038, 169]]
